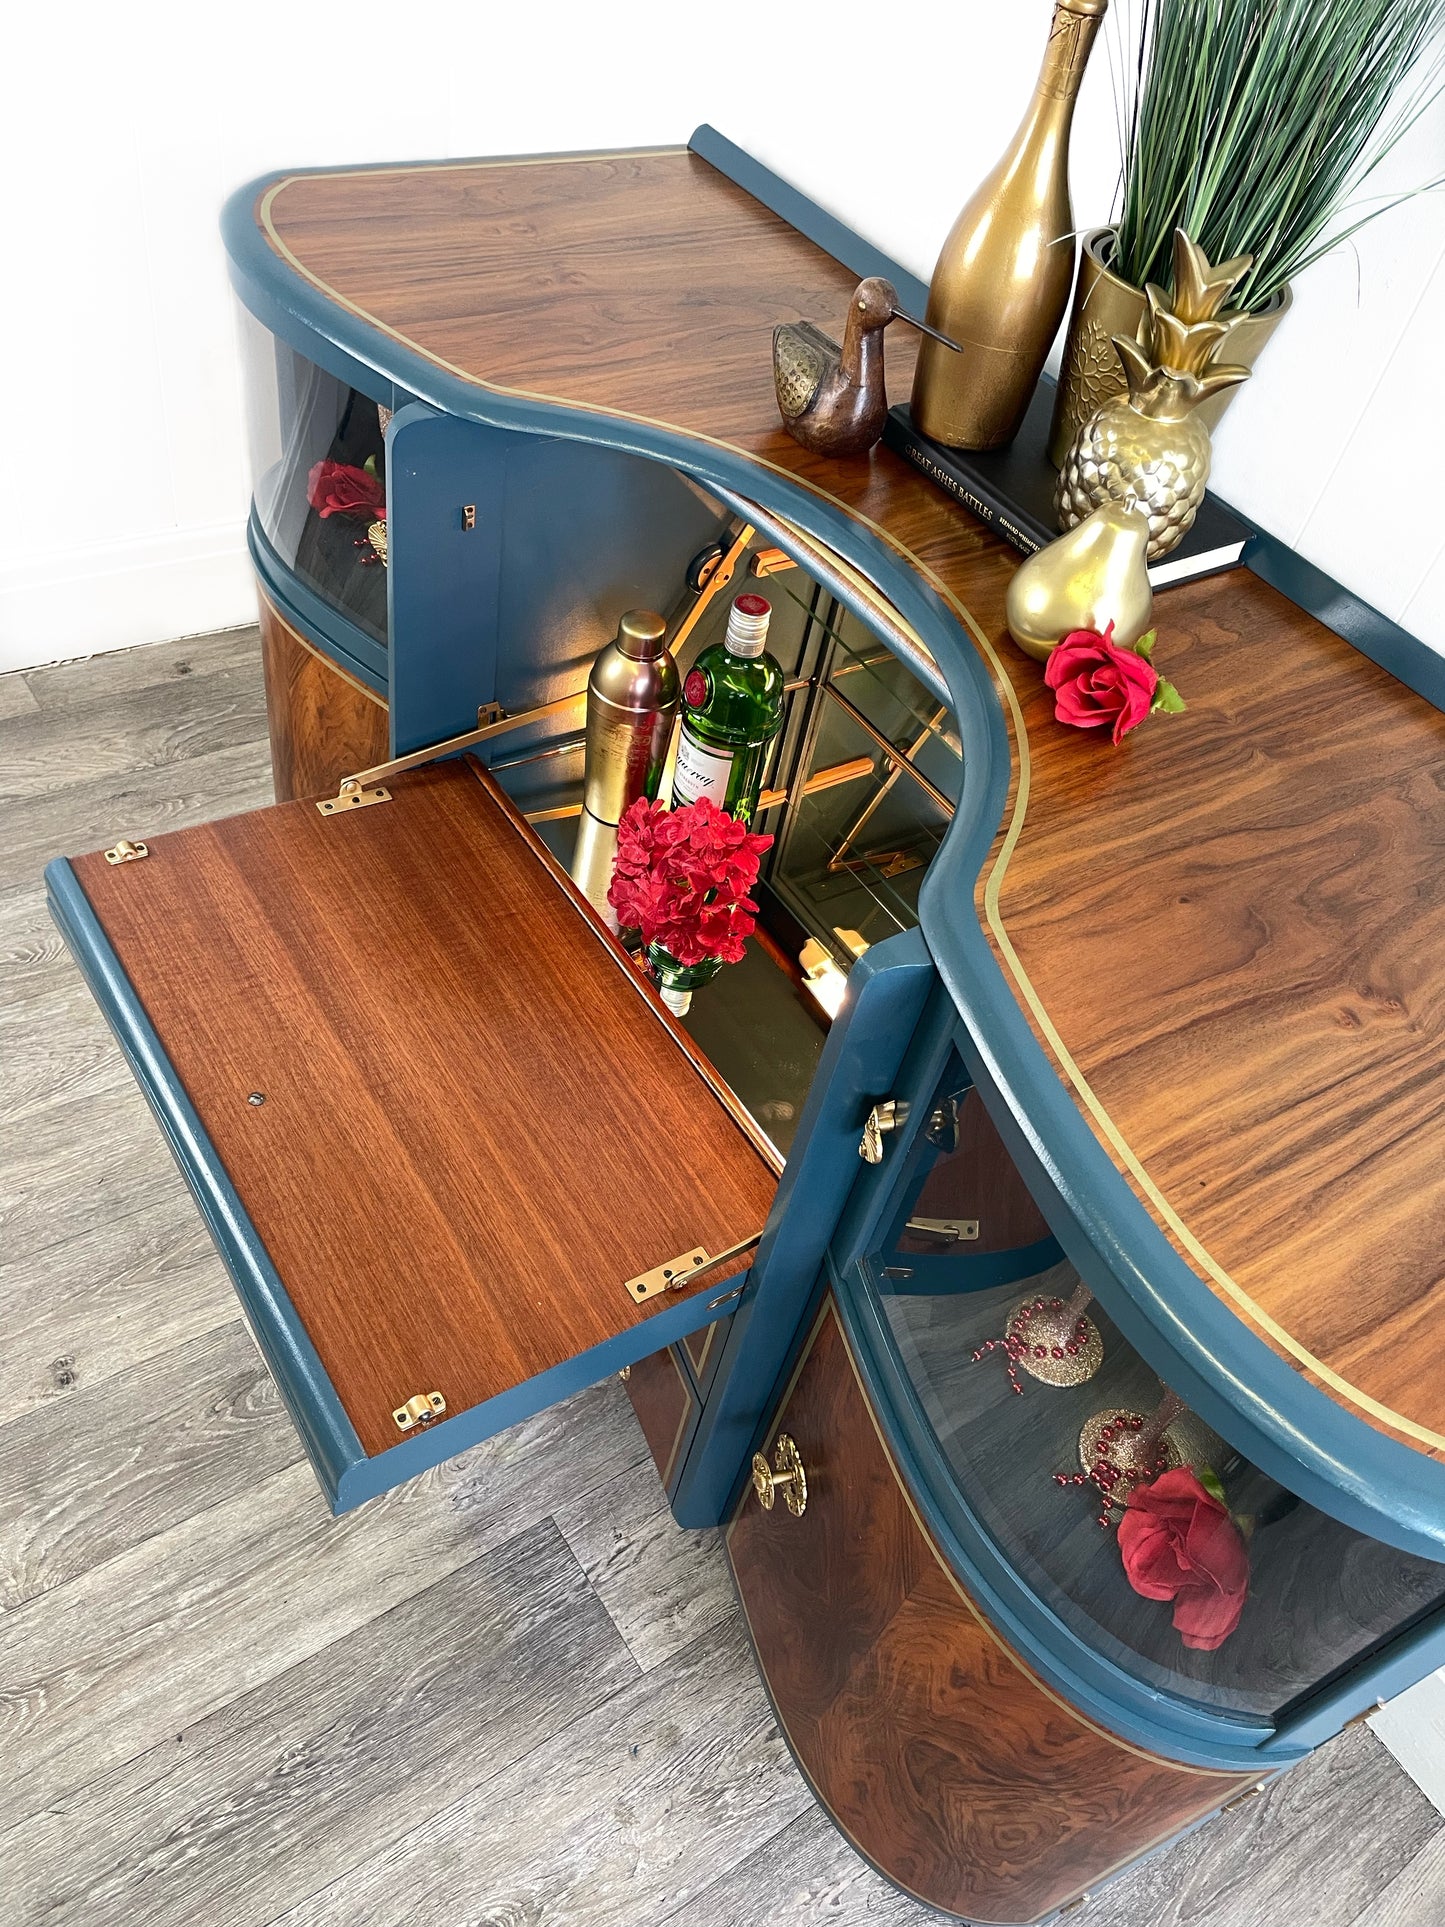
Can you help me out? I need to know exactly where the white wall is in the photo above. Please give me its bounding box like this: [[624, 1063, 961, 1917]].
[[2, 0, 1442, 673]]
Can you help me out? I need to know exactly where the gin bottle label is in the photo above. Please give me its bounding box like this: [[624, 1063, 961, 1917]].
[[672, 728, 736, 808], [670, 595, 783, 823]]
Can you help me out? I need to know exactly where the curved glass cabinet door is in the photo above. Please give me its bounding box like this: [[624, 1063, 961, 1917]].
[[866, 1047, 1445, 1726], [236, 303, 389, 647]]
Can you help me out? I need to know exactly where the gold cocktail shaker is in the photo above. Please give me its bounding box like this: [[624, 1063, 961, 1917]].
[[570, 609, 679, 925], [911, 0, 1107, 451]]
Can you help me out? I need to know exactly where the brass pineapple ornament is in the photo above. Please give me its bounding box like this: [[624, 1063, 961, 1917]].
[[1055, 233, 1253, 561]]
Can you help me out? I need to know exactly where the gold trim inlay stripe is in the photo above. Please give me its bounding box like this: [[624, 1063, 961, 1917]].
[[660, 1345, 696, 1488], [256, 155, 1441, 1453]]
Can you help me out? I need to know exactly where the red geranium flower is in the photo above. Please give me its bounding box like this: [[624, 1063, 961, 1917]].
[[307, 460, 385, 520], [608, 797, 772, 966], [1118, 1468, 1249, 1651]]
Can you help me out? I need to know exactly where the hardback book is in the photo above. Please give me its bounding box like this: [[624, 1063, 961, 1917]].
[[883, 381, 1251, 591]]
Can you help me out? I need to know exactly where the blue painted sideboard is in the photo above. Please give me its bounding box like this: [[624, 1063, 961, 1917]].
[[44, 132, 1445, 1923]]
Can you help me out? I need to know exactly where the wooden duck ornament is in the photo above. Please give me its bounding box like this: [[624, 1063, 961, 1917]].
[[773, 277, 960, 458]]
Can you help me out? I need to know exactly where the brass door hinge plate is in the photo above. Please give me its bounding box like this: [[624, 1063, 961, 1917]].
[[626, 1248, 709, 1304], [392, 1390, 447, 1431], [318, 785, 392, 816], [905, 1216, 980, 1243], [104, 839, 149, 864], [625, 1233, 762, 1304]]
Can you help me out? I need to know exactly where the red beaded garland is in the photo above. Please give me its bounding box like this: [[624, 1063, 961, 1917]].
[[971, 1298, 1093, 1396]]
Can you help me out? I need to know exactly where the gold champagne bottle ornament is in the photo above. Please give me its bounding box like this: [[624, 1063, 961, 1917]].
[[911, 0, 1107, 451]]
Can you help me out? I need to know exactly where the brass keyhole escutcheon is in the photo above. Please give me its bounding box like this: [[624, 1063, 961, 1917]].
[[751, 1432, 808, 1517]]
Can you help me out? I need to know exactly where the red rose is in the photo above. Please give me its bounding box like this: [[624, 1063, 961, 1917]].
[[1044, 622, 1158, 745], [1118, 1468, 1249, 1651], [307, 460, 385, 520]]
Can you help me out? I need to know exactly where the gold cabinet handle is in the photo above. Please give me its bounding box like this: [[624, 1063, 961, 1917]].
[[859, 1098, 909, 1165], [751, 1432, 808, 1516]]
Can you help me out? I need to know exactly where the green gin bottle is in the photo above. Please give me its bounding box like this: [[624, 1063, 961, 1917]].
[[671, 594, 784, 823]]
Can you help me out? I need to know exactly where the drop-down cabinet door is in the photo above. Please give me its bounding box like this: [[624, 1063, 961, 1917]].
[[46, 758, 779, 1511]]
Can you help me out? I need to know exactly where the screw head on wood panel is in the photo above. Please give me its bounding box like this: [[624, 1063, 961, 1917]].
[[247, 1092, 266, 1106]]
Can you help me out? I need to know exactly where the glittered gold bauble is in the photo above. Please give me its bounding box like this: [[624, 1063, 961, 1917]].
[[1005, 502, 1153, 663]]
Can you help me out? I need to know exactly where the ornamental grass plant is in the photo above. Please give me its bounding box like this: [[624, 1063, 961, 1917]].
[[1109, 0, 1445, 310]]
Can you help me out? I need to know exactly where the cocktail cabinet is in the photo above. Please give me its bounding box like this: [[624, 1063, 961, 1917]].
[[45, 133, 1445, 1922]]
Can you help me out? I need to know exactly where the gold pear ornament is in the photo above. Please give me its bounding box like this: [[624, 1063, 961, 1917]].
[[1006, 501, 1153, 664], [1055, 233, 1252, 560]]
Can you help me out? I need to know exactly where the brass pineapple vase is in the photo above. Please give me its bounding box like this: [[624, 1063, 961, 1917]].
[[1055, 234, 1253, 561]]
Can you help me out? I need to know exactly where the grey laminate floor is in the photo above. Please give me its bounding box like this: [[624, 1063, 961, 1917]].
[[1, 627, 1442, 1927]]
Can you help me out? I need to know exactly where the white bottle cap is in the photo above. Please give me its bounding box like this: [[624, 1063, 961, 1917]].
[[725, 594, 771, 658]]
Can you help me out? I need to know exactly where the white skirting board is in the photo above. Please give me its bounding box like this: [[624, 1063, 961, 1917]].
[[0, 522, 253, 674], [1371, 1670, 1445, 1816]]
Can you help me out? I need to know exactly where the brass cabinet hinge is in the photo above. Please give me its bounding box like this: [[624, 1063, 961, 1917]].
[[1221, 1783, 1267, 1813], [104, 839, 149, 864], [392, 1391, 447, 1431], [625, 1233, 762, 1305], [317, 785, 392, 816], [317, 694, 583, 816]]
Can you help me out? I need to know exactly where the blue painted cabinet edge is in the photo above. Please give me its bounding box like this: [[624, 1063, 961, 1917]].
[[225, 133, 1445, 711], [45, 857, 366, 1513], [672, 927, 937, 1527]]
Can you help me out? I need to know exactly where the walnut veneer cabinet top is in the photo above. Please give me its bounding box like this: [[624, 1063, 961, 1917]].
[[250, 147, 1445, 1463]]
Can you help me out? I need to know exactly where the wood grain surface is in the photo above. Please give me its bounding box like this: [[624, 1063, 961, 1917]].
[[260, 152, 1445, 1456], [728, 1299, 1254, 1922], [68, 756, 776, 1458], [256, 592, 388, 801], [622, 1346, 696, 1488]]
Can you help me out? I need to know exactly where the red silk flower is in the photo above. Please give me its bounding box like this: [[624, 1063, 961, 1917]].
[[307, 459, 385, 521], [1044, 622, 1158, 745], [1118, 1468, 1249, 1651], [608, 797, 772, 967]]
